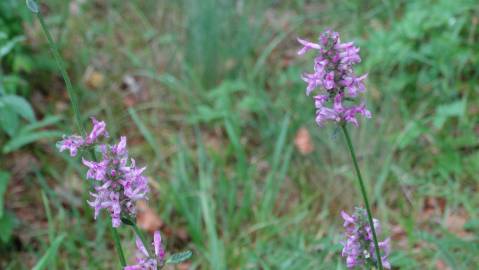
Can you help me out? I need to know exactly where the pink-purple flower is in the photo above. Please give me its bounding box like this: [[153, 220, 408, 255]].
[[298, 29, 371, 127], [124, 231, 165, 270], [85, 117, 108, 144], [57, 135, 84, 156], [341, 208, 391, 269], [84, 136, 149, 227], [57, 119, 149, 227], [57, 117, 109, 156]]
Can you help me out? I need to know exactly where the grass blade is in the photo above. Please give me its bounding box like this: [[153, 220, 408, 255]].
[[32, 234, 66, 270], [0, 171, 10, 218], [127, 107, 163, 165]]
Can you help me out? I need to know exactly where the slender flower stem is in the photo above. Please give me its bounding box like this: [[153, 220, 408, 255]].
[[36, 12, 83, 135], [35, 9, 128, 267], [112, 227, 127, 267], [341, 124, 383, 270], [126, 217, 153, 258]]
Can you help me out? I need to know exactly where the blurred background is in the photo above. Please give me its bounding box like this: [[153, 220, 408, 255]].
[[0, 0, 478, 269]]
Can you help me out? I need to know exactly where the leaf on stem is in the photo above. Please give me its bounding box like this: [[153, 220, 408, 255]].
[[166, 250, 192, 264]]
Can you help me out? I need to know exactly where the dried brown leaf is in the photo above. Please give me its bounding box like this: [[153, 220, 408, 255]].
[[294, 127, 314, 155], [136, 201, 163, 233]]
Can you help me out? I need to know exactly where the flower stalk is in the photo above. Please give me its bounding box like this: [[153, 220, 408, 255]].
[[341, 124, 383, 270], [29, 1, 191, 268], [112, 226, 127, 267], [36, 11, 83, 135], [123, 216, 154, 258], [297, 29, 390, 268], [33, 5, 128, 267]]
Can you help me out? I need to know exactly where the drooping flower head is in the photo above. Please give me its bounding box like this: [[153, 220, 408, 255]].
[[57, 119, 149, 227], [341, 208, 391, 269], [125, 231, 166, 270], [57, 135, 84, 156], [298, 30, 371, 127], [57, 117, 108, 156]]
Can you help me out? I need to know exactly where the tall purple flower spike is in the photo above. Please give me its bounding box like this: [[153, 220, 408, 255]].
[[341, 208, 391, 269], [124, 231, 166, 270], [298, 30, 371, 127], [85, 136, 150, 227], [57, 119, 149, 227]]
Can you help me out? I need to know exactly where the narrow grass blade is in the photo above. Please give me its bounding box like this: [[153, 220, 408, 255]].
[[0, 171, 10, 218], [260, 116, 290, 217], [32, 234, 66, 270], [127, 107, 163, 165]]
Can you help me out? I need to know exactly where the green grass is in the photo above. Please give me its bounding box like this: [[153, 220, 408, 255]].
[[1, 0, 478, 269]]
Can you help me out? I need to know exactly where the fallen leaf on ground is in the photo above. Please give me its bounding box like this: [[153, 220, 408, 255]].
[[83, 67, 104, 89], [435, 259, 451, 270], [421, 196, 446, 221], [294, 127, 314, 155], [136, 200, 163, 233], [390, 224, 408, 249], [445, 210, 471, 238]]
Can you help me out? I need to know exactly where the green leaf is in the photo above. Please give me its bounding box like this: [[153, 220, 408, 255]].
[[166, 250, 192, 264], [0, 212, 16, 243], [397, 121, 425, 149], [0, 36, 25, 59], [0, 106, 19, 136], [26, 0, 39, 13], [433, 100, 466, 129], [19, 115, 62, 135], [32, 234, 66, 270], [0, 171, 10, 218], [1, 95, 36, 122], [3, 130, 62, 153]]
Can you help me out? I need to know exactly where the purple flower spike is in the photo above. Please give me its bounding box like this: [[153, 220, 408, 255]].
[[124, 231, 166, 270], [57, 119, 150, 228], [85, 136, 149, 227], [57, 135, 84, 156], [297, 30, 371, 127], [341, 208, 391, 269]]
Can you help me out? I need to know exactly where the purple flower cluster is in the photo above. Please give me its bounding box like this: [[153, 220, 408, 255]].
[[57, 118, 149, 227], [57, 117, 109, 156], [298, 30, 371, 127], [341, 208, 391, 269], [125, 231, 165, 270]]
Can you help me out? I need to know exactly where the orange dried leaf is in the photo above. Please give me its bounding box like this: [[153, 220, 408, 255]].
[[136, 201, 163, 233], [294, 127, 314, 155]]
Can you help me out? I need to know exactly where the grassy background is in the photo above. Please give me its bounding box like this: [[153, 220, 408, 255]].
[[1, 0, 478, 269]]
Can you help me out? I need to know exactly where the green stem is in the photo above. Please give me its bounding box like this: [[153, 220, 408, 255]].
[[36, 12, 83, 135], [127, 217, 153, 258], [35, 8, 128, 267], [341, 124, 383, 270], [112, 227, 127, 267]]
